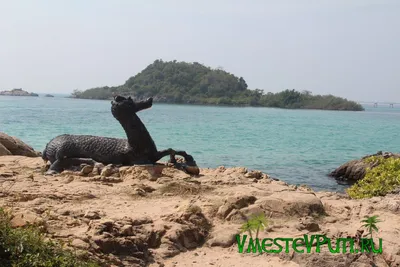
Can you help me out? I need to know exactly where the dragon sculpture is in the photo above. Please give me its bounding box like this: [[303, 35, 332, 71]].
[[42, 95, 198, 174]]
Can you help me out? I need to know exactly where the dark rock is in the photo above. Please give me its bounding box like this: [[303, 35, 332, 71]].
[[295, 217, 320, 232], [216, 195, 257, 219], [91, 234, 148, 257], [329, 151, 400, 182]]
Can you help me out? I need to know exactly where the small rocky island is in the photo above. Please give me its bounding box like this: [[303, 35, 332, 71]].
[[44, 94, 54, 97], [0, 88, 38, 97]]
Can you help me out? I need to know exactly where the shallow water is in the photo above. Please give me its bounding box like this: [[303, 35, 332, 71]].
[[1, 95, 399, 192]]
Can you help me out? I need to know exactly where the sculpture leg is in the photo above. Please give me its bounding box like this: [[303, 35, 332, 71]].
[[45, 159, 64, 175]]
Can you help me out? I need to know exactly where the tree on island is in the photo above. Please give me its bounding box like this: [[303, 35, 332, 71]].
[[71, 60, 364, 111]]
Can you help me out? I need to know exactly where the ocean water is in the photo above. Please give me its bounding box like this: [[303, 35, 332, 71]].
[[1, 95, 399, 192]]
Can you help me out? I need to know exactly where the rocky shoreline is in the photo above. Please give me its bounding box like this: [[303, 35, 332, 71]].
[[0, 133, 399, 266]]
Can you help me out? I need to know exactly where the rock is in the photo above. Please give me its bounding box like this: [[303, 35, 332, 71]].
[[207, 225, 239, 247], [81, 165, 94, 175], [386, 200, 400, 212], [256, 191, 325, 218], [223, 167, 247, 175], [0, 142, 12, 156], [136, 184, 156, 193], [71, 238, 90, 250], [120, 225, 134, 236], [91, 234, 148, 261], [44, 94, 54, 97], [119, 166, 156, 180], [323, 217, 338, 224], [295, 217, 320, 232], [90, 219, 115, 236], [142, 223, 166, 248], [91, 163, 104, 176], [101, 164, 117, 177], [131, 217, 153, 226], [216, 195, 257, 219], [0, 132, 39, 157], [57, 208, 71, 216], [183, 165, 200, 176], [329, 151, 400, 181], [160, 204, 212, 255], [133, 188, 147, 196], [84, 210, 101, 220], [10, 212, 44, 228], [0, 169, 14, 177], [226, 206, 265, 222], [162, 224, 204, 251], [244, 170, 263, 179]]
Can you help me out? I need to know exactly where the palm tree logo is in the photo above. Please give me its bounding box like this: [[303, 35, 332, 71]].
[[359, 214, 383, 254], [240, 212, 268, 240], [361, 215, 381, 239]]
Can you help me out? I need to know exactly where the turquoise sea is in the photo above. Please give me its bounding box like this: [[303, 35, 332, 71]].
[[1, 95, 399, 192]]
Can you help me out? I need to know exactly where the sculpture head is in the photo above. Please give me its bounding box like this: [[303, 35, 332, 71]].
[[111, 95, 153, 121]]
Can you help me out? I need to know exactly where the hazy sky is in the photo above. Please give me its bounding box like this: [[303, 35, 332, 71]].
[[1, 0, 399, 102]]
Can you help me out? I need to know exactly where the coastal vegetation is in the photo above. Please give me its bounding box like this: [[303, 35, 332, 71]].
[[346, 156, 400, 199], [0, 208, 99, 267], [71, 60, 364, 111]]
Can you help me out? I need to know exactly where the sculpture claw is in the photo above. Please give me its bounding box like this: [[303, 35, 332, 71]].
[[170, 155, 200, 176]]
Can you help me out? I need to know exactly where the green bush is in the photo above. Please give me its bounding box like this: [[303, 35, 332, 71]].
[[346, 156, 400, 199], [0, 208, 99, 267]]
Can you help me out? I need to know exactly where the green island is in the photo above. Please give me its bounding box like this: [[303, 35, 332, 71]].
[[71, 60, 364, 111]]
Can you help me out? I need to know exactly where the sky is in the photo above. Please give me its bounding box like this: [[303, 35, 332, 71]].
[[1, 0, 399, 102]]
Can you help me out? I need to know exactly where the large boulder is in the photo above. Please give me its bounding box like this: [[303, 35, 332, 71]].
[[0, 132, 39, 157], [0, 142, 11, 156], [329, 151, 400, 182]]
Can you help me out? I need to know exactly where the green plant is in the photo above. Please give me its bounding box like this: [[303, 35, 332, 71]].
[[0, 208, 99, 267], [361, 215, 381, 239], [346, 157, 400, 199]]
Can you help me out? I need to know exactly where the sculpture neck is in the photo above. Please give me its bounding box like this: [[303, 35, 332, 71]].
[[117, 114, 157, 154]]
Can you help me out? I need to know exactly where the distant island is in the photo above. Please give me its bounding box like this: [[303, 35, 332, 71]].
[[0, 88, 39, 97], [44, 94, 54, 97], [71, 60, 364, 111]]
